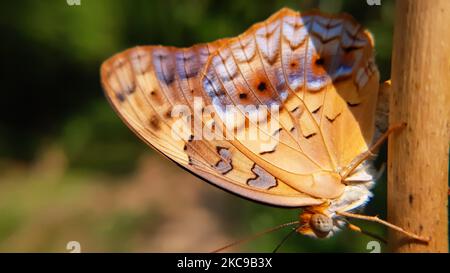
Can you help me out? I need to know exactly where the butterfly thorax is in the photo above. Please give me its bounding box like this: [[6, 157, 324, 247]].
[[298, 162, 376, 238]]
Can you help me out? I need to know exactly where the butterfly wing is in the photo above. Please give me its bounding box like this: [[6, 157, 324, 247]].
[[201, 9, 379, 197], [100, 8, 379, 207], [101, 41, 322, 207]]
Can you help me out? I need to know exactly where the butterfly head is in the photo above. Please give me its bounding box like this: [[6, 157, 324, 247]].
[[297, 203, 342, 238], [297, 209, 348, 238], [305, 213, 334, 238], [297, 176, 375, 239]]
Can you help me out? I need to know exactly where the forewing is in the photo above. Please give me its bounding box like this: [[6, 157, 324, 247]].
[[201, 8, 379, 198], [101, 41, 322, 207], [101, 7, 379, 205]]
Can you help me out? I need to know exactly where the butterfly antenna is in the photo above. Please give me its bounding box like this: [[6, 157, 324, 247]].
[[211, 220, 300, 253], [272, 228, 297, 253]]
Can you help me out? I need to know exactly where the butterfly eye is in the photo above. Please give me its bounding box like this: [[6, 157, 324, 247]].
[[309, 214, 333, 237]]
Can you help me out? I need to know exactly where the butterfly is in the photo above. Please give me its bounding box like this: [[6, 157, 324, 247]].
[[100, 7, 427, 248]]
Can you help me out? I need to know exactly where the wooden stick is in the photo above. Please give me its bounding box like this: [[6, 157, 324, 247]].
[[337, 211, 429, 243], [389, 0, 450, 252]]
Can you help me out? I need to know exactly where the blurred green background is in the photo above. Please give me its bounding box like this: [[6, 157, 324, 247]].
[[0, 0, 396, 252]]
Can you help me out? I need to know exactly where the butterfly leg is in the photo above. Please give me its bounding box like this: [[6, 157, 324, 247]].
[[336, 211, 429, 243], [341, 122, 406, 180], [347, 222, 362, 232], [343, 221, 387, 243]]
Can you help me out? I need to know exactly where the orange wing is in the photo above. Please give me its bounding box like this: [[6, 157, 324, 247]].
[[100, 8, 379, 207]]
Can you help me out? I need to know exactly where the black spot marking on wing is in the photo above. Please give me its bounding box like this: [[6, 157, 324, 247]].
[[149, 115, 160, 130], [304, 132, 316, 139], [326, 112, 341, 123], [257, 81, 267, 92], [347, 101, 361, 107]]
